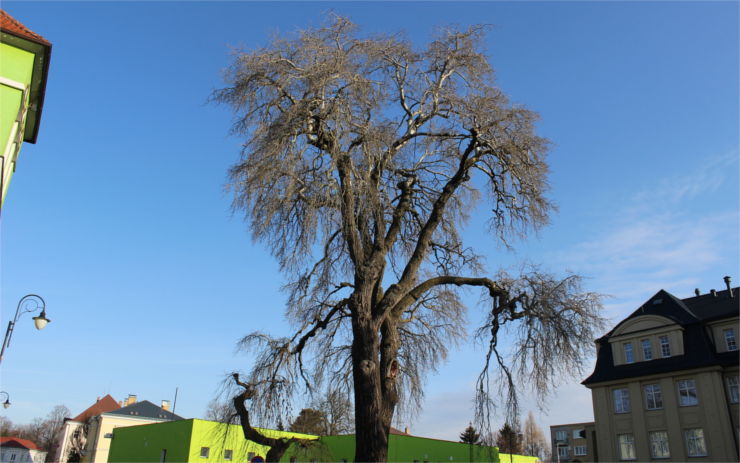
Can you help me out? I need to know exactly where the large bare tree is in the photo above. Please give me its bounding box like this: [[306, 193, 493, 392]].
[[215, 16, 604, 463]]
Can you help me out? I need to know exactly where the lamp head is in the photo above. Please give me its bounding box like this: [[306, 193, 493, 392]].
[[33, 310, 50, 330], [2, 400, 9, 409]]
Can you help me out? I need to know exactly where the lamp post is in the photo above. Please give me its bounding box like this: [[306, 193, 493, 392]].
[[0, 294, 50, 364], [0, 391, 10, 408]]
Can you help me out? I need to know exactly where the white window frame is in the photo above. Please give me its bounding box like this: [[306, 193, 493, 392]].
[[644, 384, 663, 410], [659, 335, 671, 357], [573, 445, 587, 456], [677, 379, 698, 406], [649, 431, 670, 459], [618, 434, 636, 461], [613, 388, 630, 414], [727, 375, 739, 404], [684, 428, 707, 457], [199, 447, 210, 458], [555, 430, 568, 442], [641, 339, 653, 360], [557, 445, 569, 458], [572, 428, 586, 439], [624, 342, 634, 363], [724, 328, 737, 351]]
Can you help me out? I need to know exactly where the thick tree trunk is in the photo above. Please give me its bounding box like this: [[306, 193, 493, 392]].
[[350, 287, 400, 463]]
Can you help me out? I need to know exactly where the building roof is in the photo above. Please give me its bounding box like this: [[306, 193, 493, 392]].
[[105, 400, 183, 421], [71, 394, 121, 422], [0, 10, 50, 46], [0, 437, 42, 451], [583, 287, 739, 386], [0, 9, 52, 144]]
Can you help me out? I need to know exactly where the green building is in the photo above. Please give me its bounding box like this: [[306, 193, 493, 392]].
[[108, 419, 540, 463], [0, 9, 51, 210]]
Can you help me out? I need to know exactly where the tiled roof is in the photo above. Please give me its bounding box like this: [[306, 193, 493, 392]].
[[105, 400, 183, 421], [0, 437, 41, 451], [583, 287, 739, 385], [71, 394, 121, 422], [0, 9, 50, 46]]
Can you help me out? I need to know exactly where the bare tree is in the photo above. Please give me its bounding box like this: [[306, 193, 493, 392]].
[[521, 412, 549, 462], [215, 15, 604, 462], [204, 398, 235, 423], [316, 389, 353, 435]]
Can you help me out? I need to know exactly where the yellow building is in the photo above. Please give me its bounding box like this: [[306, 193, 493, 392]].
[[581, 280, 739, 462]]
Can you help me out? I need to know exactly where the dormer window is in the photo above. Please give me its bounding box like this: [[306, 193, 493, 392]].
[[724, 328, 737, 351], [641, 339, 653, 360], [659, 335, 671, 357], [624, 342, 634, 363]]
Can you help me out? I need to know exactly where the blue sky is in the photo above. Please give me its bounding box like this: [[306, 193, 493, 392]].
[[1, 1, 737, 441]]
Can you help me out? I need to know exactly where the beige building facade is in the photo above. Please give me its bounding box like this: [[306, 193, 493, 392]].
[[580, 283, 739, 462], [549, 422, 596, 462]]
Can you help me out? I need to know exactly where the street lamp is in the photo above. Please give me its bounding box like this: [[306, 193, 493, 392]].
[[0, 294, 50, 364], [0, 391, 10, 408]]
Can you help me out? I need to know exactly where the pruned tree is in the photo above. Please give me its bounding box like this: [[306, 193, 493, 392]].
[[521, 411, 549, 462], [215, 15, 605, 462], [460, 424, 481, 445]]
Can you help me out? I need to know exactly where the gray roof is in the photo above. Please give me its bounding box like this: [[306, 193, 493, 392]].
[[106, 400, 183, 421], [583, 287, 739, 386]]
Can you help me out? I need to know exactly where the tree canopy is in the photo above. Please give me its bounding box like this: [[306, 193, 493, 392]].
[[460, 424, 482, 445], [216, 15, 604, 462]]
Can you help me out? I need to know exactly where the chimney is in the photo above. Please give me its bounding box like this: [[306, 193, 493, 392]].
[[125, 394, 137, 406], [694, 288, 700, 296], [404, 427, 410, 435], [710, 289, 717, 298], [161, 400, 171, 411], [724, 276, 734, 298]]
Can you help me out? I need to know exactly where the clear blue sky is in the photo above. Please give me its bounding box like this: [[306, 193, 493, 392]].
[[1, 1, 737, 440]]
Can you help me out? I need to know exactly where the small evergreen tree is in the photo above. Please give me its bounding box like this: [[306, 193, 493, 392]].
[[495, 423, 523, 454], [459, 424, 482, 445]]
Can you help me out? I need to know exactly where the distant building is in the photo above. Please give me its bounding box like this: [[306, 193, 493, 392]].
[[54, 395, 121, 463], [107, 419, 539, 463], [549, 422, 596, 462], [0, 437, 47, 463], [0, 9, 52, 211], [53, 394, 182, 463], [550, 279, 739, 462]]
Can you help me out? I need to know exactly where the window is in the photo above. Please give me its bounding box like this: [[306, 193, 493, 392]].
[[247, 453, 255, 461], [613, 388, 630, 413], [200, 447, 210, 458], [684, 429, 707, 457], [573, 429, 586, 439], [649, 431, 670, 459], [555, 430, 568, 442], [289, 458, 297, 463], [10, 454, 16, 462], [160, 449, 167, 463], [223, 450, 232, 461], [724, 328, 737, 351], [557, 446, 569, 458], [659, 335, 671, 357], [624, 342, 634, 363], [641, 339, 653, 360], [574, 445, 587, 456], [677, 379, 698, 406], [618, 434, 636, 460], [727, 376, 739, 403], [644, 384, 663, 410]]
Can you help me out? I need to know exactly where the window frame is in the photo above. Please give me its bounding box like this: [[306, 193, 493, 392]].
[[555, 430, 568, 442], [613, 388, 630, 414], [677, 379, 699, 406], [223, 449, 232, 461], [618, 434, 636, 461], [624, 342, 635, 363], [557, 446, 569, 458], [649, 431, 670, 459], [644, 384, 663, 410], [724, 328, 738, 351], [641, 339, 653, 360], [659, 335, 671, 357], [573, 445, 587, 456], [684, 428, 707, 457], [199, 447, 210, 459], [727, 375, 739, 404]]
